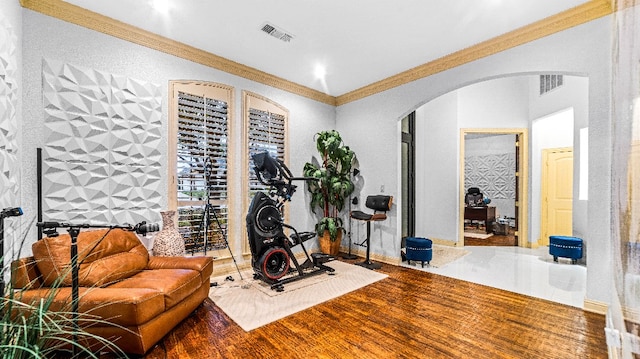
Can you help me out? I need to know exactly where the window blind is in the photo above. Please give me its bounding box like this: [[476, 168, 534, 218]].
[[247, 108, 286, 195], [176, 91, 229, 253]]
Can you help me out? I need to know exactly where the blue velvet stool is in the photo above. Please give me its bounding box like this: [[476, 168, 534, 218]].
[[549, 235, 583, 264], [405, 237, 432, 267]]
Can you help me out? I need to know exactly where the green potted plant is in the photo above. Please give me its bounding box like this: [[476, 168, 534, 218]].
[[303, 130, 356, 255]]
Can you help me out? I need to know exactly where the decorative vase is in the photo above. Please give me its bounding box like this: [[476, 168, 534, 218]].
[[152, 210, 186, 256], [319, 230, 342, 256]]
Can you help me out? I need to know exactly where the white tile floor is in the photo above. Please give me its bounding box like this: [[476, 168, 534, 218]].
[[401, 245, 587, 308]]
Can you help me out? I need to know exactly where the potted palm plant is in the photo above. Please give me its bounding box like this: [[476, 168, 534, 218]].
[[303, 130, 356, 255]]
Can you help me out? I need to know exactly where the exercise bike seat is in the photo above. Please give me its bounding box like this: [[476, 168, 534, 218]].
[[290, 231, 316, 245]]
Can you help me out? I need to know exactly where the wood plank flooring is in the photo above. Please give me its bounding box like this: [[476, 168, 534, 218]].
[[464, 226, 517, 246], [138, 256, 607, 358], [464, 232, 517, 246]]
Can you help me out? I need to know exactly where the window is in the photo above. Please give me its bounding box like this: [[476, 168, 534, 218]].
[[243, 91, 289, 235], [243, 91, 288, 195], [169, 81, 234, 255]]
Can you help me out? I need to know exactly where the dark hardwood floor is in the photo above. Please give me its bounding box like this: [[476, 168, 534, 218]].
[[464, 226, 518, 246], [138, 256, 607, 359]]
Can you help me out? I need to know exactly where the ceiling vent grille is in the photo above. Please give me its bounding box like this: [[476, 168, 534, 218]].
[[260, 23, 294, 43]]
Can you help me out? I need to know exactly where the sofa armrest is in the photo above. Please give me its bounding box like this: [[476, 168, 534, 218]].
[[11, 257, 44, 289], [147, 256, 213, 281]]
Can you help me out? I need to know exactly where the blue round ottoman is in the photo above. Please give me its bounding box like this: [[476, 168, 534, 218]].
[[405, 237, 432, 267], [549, 235, 583, 264]]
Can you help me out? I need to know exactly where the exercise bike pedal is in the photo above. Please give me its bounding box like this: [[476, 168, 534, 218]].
[[311, 252, 335, 266], [299, 259, 315, 270]]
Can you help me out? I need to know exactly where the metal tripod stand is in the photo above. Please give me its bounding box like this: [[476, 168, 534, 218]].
[[197, 157, 243, 280]]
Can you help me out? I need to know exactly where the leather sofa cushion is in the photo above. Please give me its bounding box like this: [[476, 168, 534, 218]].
[[11, 256, 44, 289], [15, 286, 165, 327], [147, 256, 213, 285], [32, 229, 149, 287], [109, 268, 202, 309]]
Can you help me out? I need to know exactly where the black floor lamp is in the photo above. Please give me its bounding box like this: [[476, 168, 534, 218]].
[[342, 168, 360, 260], [0, 207, 23, 296]]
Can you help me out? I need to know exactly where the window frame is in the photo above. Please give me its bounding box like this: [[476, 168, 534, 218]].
[[242, 90, 290, 254], [168, 81, 235, 258]]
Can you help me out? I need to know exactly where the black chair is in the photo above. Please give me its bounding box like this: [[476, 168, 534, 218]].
[[350, 195, 393, 269], [465, 187, 485, 207]]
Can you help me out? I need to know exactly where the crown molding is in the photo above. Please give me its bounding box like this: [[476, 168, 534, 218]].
[[20, 0, 337, 106], [22, 0, 614, 107], [335, 0, 614, 106], [614, 0, 636, 11]]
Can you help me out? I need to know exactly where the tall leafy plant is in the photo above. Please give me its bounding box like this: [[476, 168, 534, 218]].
[[303, 130, 356, 241]]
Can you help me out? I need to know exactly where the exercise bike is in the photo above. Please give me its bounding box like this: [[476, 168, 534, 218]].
[[246, 152, 335, 291]]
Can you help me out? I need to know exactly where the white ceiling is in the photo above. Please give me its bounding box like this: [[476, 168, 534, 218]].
[[62, 0, 589, 97]]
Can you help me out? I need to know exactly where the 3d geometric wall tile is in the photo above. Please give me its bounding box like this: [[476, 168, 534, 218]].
[[42, 59, 162, 226], [0, 14, 19, 234], [465, 153, 516, 200]]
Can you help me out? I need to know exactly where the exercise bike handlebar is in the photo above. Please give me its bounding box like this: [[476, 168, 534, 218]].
[[252, 152, 319, 202]]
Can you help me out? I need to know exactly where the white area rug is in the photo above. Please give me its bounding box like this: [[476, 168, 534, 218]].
[[406, 245, 470, 268], [209, 261, 387, 331], [464, 231, 494, 239]]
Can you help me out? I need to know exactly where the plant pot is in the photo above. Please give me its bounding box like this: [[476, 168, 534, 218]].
[[319, 230, 342, 256]]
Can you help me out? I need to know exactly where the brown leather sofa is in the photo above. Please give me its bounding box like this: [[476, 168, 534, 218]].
[[11, 228, 213, 355]]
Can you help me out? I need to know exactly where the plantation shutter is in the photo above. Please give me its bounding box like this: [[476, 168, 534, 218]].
[[243, 91, 289, 233], [248, 108, 286, 194], [171, 82, 233, 254]]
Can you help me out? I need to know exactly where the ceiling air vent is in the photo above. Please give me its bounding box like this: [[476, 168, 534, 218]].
[[260, 22, 294, 43]]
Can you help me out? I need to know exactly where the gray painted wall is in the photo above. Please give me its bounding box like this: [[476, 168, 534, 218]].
[[414, 91, 458, 242], [19, 10, 336, 262], [414, 77, 528, 243], [529, 76, 589, 244], [336, 17, 612, 304], [3, 5, 614, 306]]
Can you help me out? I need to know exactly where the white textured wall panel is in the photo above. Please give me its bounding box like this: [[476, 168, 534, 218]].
[[464, 153, 516, 201], [0, 13, 19, 223], [42, 59, 162, 225]]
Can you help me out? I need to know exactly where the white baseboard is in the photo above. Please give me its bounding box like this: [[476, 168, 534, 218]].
[[340, 245, 400, 265], [429, 237, 458, 247], [584, 298, 608, 315]]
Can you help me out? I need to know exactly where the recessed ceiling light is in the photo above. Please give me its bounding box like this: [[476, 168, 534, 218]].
[[314, 64, 327, 80], [150, 0, 170, 13]]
